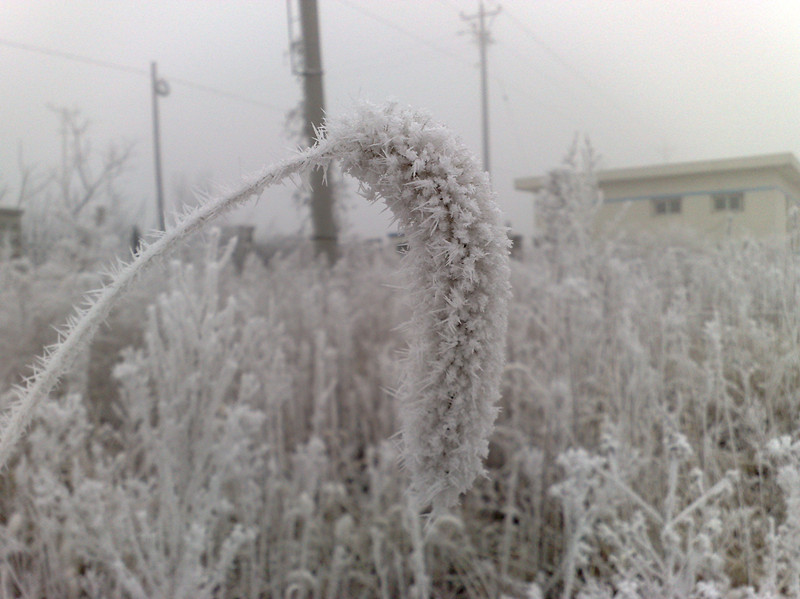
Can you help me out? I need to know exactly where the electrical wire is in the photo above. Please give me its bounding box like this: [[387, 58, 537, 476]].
[[327, 1, 579, 124], [0, 37, 146, 76], [500, 7, 668, 144], [431, 0, 463, 13], [330, 0, 467, 65], [500, 6, 606, 95], [0, 37, 287, 112], [167, 76, 286, 111]]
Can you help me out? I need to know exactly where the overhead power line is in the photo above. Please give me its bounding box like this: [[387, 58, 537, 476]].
[[331, 0, 465, 63], [0, 37, 146, 76], [432, 0, 463, 12], [167, 76, 286, 112], [499, 8, 667, 142], [0, 37, 286, 112], [500, 7, 606, 95], [326, 1, 589, 138], [499, 8, 645, 119]]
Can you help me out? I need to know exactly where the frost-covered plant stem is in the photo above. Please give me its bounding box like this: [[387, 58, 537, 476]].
[[0, 102, 511, 511], [0, 153, 314, 471], [325, 104, 511, 511]]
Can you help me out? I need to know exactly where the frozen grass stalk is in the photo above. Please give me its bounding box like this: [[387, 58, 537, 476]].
[[0, 102, 510, 511]]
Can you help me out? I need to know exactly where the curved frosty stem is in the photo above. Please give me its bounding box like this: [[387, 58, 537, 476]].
[[0, 103, 511, 511], [323, 103, 511, 510], [0, 151, 325, 470]]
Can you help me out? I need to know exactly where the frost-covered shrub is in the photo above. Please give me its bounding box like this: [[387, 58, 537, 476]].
[[494, 146, 800, 596], [2, 244, 264, 597], [0, 102, 511, 513], [0, 237, 514, 598], [10, 106, 800, 597], [0, 256, 101, 392], [550, 422, 734, 599], [533, 136, 601, 271], [762, 435, 800, 596]]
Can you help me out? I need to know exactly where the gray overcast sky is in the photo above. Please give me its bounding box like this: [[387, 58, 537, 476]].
[[2, 1, 800, 239]]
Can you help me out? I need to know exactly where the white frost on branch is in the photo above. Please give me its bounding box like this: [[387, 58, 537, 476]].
[[0, 102, 511, 511]]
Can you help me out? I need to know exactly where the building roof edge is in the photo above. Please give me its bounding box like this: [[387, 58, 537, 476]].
[[514, 152, 800, 193]]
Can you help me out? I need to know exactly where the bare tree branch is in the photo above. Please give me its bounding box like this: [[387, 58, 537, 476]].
[[15, 141, 52, 208]]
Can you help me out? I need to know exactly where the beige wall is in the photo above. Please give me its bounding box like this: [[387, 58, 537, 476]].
[[595, 187, 789, 242], [517, 154, 800, 244], [593, 166, 800, 242]]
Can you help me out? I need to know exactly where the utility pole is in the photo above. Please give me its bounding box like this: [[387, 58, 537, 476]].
[[462, 1, 501, 177], [150, 61, 169, 231], [291, 0, 337, 264]]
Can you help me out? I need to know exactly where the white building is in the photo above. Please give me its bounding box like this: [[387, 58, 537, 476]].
[[515, 153, 800, 244]]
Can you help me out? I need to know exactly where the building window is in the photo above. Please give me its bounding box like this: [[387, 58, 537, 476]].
[[713, 192, 744, 212], [653, 196, 682, 215]]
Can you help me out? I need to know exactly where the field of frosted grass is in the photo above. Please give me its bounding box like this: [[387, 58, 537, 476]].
[[2, 217, 800, 597]]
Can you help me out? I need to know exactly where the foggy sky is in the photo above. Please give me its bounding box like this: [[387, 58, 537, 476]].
[[2, 1, 800, 240]]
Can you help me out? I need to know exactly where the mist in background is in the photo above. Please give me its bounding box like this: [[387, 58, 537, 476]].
[[2, 1, 800, 240]]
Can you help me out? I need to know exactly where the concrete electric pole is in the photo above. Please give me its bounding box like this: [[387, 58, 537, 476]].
[[462, 1, 501, 178], [293, 0, 338, 264], [150, 61, 169, 231]]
